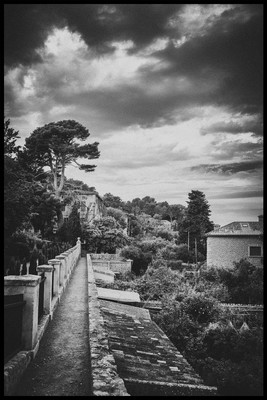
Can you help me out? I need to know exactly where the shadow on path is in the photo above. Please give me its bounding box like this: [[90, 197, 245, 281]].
[[14, 257, 92, 396]]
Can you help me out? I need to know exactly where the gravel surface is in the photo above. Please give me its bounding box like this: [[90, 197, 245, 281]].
[[14, 257, 92, 396]]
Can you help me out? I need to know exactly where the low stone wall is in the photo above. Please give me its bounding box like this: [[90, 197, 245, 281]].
[[91, 254, 119, 261], [87, 254, 129, 396], [90, 254, 132, 274], [109, 260, 132, 273]]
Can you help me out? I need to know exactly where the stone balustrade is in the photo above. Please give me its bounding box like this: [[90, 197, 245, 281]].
[[4, 238, 82, 355]]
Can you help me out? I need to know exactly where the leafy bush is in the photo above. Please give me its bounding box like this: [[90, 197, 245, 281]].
[[155, 228, 175, 241], [120, 245, 152, 274], [167, 259, 183, 270], [153, 295, 263, 396], [134, 265, 181, 301], [181, 293, 220, 324], [159, 243, 195, 263], [218, 259, 263, 304]]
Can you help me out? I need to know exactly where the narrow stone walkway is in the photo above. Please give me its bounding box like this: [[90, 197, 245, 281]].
[[14, 257, 92, 396]]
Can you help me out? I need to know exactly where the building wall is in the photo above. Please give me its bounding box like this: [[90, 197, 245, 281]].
[[62, 193, 106, 224], [207, 236, 263, 268]]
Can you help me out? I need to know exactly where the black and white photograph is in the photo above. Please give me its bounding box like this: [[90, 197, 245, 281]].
[[4, 4, 263, 396]]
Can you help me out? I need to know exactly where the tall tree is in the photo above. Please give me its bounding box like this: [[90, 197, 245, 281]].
[[24, 120, 100, 197], [179, 190, 214, 257], [65, 202, 82, 245], [4, 117, 21, 157]]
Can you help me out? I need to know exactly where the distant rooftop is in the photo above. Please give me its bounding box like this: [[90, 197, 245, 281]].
[[206, 217, 263, 236]]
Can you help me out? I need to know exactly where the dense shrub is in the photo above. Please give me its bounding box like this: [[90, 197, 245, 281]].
[[181, 293, 220, 324], [153, 295, 263, 396], [218, 259, 263, 304], [120, 245, 152, 275], [154, 228, 175, 241], [159, 243, 195, 263], [134, 265, 181, 301], [4, 230, 71, 275], [166, 259, 183, 271]]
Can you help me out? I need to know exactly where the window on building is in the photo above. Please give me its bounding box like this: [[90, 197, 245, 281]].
[[249, 246, 262, 257]]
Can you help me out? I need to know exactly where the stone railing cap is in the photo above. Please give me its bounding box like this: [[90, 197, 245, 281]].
[[37, 265, 54, 272], [55, 255, 66, 259], [48, 259, 61, 264], [4, 275, 42, 286]]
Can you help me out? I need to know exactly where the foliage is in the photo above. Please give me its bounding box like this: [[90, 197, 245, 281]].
[[134, 265, 181, 301], [218, 259, 263, 304], [139, 237, 169, 255], [154, 228, 176, 241], [82, 216, 130, 253], [153, 295, 263, 396], [159, 243, 194, 263], [4, 117, 21, 156], [58, 202, 82, 245], [28, 189, 62, 236], [106, 207, 127, 230], [103, 193, 125, 209], [24, 120, 100, 197], [120, 245, 152, 275], [178, 190, 214, 256], [128, 214, 143, 237], [4, 230, 71, 275], [180, 293, 220, 324]]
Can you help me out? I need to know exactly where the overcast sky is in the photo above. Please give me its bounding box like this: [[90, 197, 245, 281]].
[[4, 4, 263, 225]]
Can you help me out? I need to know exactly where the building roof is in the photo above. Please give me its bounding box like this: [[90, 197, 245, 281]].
[[99, 299, 216, 396], [206, 221, 262, 236]]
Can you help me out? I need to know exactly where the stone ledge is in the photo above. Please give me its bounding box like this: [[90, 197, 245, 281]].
[[124, 378, 217, 396], [4, 275, 41, 287], [87, 254, 129, 397], [4, 351, 33, 396]]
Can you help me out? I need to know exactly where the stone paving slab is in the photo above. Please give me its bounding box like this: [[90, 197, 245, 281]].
[[97, 287, 140, 303], [13, 257, 92, 396]]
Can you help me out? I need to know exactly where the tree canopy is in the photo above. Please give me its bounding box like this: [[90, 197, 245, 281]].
[[24, 120, 100, 197], [4, 117, 21, 156], [179, 190, 214, 256]]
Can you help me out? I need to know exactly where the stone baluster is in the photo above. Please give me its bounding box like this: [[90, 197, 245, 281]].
[[77, 237, 81, 257], [55, 255, 65, 287], [61, 251, 71, 280], [48, 259, 61, 298], [36, 265, 54, 315]]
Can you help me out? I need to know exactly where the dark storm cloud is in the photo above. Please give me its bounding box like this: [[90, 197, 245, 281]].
[[208, 139, 263, 161], [4, 4, 182, 67], [4, 4, 263, 130], [191, 160, 263, 175], [201, 117, 263, 137], [52, 83, 209, 131], [4, 5, 62, 66], [151, 4, 263, 115]]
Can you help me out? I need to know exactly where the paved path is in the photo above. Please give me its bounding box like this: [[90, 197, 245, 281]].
[[14, 257, 92, 396]]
